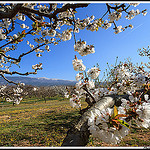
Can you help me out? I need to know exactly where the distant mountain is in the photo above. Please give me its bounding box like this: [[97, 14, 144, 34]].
[[0, 76, 77, 86]]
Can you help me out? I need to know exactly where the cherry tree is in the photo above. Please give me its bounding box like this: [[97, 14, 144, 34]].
[[0, 2, 149, 146]]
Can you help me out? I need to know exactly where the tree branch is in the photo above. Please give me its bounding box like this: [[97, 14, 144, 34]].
[[0, 70, 38, 76], [20, 3, 89, 21], [0, 28, 34, 49], [0, 43, 45, 63], [83, 86, 96, 104], [0, 73, 18, 85], [0, 4, 23, 19], [62, 96, 115, 146], [62, 93, 132, 146]]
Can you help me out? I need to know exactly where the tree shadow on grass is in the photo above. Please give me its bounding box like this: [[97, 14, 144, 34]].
[[0, 110, 81, 146], [39, 110, 81, 133], [23, 110, 80, 135]]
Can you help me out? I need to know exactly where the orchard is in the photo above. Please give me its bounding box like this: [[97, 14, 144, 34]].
[[0, 2, 149, 147]]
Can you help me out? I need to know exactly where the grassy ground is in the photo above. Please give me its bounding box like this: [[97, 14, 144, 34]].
[[0, 96, 150, 147]]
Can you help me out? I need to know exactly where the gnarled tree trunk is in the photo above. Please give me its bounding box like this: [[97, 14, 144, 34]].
[[61, 96, 115, 146]]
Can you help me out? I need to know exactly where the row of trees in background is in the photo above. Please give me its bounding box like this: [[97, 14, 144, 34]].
[[0, 84, 75, 104]]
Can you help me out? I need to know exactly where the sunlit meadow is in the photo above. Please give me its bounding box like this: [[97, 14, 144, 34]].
[[0, 96, 149, 147]]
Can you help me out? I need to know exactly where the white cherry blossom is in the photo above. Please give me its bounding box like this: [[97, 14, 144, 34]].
[[87, 67, 100, 79], [72, 56, 86, 71]]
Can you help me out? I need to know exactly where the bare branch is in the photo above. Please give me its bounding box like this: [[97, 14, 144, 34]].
[[17, 43, 46, 62], [83, 86, 96, 104], [0, 70, 38, 76], [0, 73, 18, 85]]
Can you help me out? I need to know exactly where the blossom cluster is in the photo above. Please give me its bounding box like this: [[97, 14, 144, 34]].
[[69, 94, 81, 108], [88, 106, 130, 144], [125, 9, 147, 20], [74, 40, 95, 56], [69, 78, 95, 108], [87, 67, 100, 79], [70, 57, 101, 108], [138, 46, 150, 61], [109, 61, 149, 93], [72, 56, 86, 71], [58, 7, 74, 19], [108, 11, 122, 23], [69, 51, 149, 144], [0, 85, 6, 92], [32, 63, 42, 70], [6, 86, 24, 105], [121, 93, 150, 128]]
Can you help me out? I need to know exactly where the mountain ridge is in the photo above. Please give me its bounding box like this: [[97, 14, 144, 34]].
[[0, 76, 77, 86]]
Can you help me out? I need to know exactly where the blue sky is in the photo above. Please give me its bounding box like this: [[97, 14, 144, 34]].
[[3, 2, 150, 81]]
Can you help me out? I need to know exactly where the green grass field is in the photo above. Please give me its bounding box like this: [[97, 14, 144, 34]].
[[0, 96, 150, 147]]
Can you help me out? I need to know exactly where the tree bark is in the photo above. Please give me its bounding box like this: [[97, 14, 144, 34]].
[[61, 96, 115, 146], [0, 4, 23, 19]]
